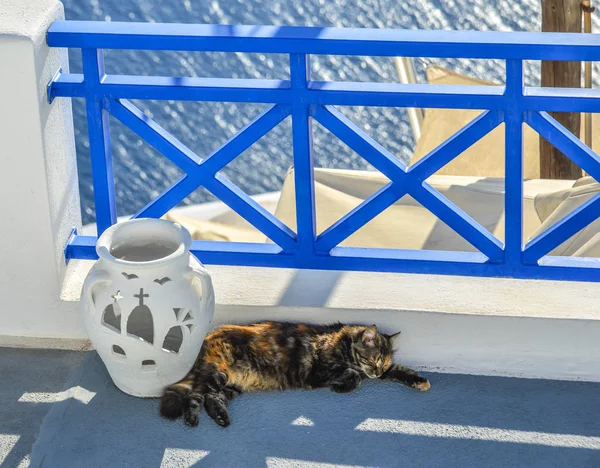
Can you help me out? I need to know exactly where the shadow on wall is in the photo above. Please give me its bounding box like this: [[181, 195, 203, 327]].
[[277, 270, 344, 308], [30, 352, 600, 468]]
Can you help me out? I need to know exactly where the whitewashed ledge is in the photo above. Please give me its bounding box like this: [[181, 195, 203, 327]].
[[49, 188, 600, 383], [9, 193, 600, 382], [56, 258, 600, 383]]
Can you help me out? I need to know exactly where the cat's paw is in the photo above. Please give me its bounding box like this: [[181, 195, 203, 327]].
[[330, 369, 361, 393], [182, 394, 203, 427], [211, 410, 231, 428], [205, 394, 231, 428], [184, 409, 200, 427], [411, 378, 431, 392], [160, 391, 183, 420]]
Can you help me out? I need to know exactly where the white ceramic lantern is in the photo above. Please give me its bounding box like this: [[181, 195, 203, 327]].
[[81, 219, 214, 397]]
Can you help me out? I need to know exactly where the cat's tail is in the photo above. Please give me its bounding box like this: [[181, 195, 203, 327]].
[[159, 376, 194, 420]]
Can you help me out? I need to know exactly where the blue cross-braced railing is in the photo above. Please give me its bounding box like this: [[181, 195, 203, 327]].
[[47, 21, 600, 281]]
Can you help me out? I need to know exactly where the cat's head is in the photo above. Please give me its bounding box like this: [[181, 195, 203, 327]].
[[352, 325, 400, 378]]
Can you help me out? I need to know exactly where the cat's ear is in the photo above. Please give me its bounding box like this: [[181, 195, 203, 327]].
[[362, 325, 378, 347], [388, 331, 401, 344]]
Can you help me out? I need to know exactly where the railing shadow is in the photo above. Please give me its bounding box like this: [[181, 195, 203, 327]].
[[277, 270, 343, 308]]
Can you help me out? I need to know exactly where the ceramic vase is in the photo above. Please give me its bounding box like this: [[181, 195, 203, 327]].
[[81, 219, 214, 397]]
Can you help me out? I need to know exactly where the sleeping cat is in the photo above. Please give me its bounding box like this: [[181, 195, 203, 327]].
[[160, 321, 430, 427]]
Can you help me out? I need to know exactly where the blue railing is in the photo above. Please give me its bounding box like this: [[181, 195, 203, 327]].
[[47, 21, 600, 281]]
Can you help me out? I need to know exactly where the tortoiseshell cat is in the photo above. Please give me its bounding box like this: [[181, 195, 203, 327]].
[[160, 321, 430, 427]]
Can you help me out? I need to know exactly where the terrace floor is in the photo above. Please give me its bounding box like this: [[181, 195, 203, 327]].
[[2, 348, 600, 467]]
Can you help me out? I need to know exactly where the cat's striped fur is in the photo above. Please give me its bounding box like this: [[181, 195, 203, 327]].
[[160, 321, 430, 427]]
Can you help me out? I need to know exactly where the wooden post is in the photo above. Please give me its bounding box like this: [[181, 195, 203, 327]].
[[540, 0, 583, 179], [582, 0, 595, 150]]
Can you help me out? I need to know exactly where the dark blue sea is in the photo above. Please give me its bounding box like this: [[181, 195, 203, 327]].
[[63, 0, 550, 224]]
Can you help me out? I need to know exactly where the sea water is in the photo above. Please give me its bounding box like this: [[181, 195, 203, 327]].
[[63, 0, 600, 225]]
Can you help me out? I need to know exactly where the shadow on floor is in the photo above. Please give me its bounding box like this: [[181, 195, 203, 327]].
[[0, 347, 84, 467], [31, 353, 600, 468]]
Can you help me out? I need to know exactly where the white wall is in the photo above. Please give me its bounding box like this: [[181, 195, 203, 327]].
[[0, 0, 83, 339], [208, 267, 600, 382], [61, 262, 600, 382]]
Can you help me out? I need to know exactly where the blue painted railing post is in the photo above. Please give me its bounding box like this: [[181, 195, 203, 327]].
[[504, 60, 524, 268], [290, 54, 316, 261], [82, 48, 117, 235]]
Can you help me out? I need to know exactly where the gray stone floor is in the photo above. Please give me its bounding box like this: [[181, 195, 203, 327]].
[[0, 347, 84, 468], [21, 352, 600, 468]]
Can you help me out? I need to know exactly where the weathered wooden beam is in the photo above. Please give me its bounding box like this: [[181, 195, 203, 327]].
[[540, 0, 583, 179], [582, 0, 594, 149]]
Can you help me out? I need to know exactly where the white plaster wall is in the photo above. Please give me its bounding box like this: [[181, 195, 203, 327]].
[[57, 261, 600, 382], [0, 0, 83, 338], [209, 267, 600, 382]]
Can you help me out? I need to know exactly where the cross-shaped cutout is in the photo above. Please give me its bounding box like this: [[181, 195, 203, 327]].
[[134, 288, 149, 306]]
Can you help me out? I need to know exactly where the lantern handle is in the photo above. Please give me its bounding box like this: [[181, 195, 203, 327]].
[[82, 270, 111, 311], [185, 264, 215, 327]]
